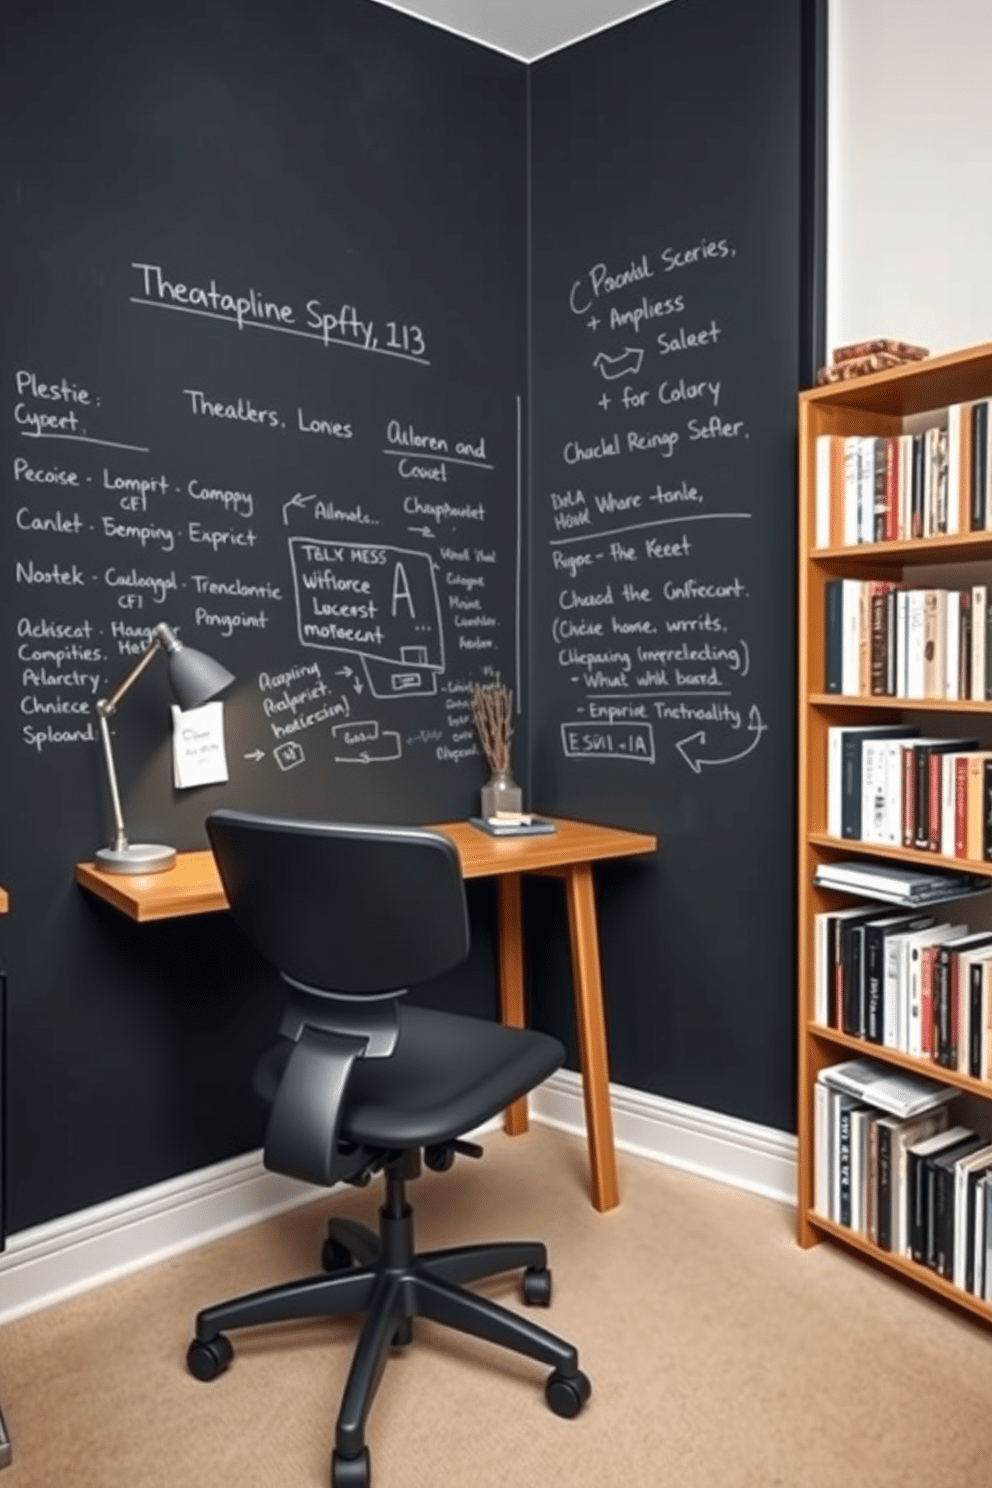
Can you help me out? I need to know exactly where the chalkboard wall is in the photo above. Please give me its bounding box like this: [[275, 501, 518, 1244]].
[[0, 0, 527, 1231], [0, 0, 815, 1236], [528, 0, 809, 1133]]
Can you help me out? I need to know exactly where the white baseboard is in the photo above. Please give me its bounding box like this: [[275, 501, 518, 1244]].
[[0, 1081, 796, 1325], [531, 1070, 798, 1208]]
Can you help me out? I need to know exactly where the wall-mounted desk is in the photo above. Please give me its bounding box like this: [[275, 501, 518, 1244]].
[[76, 817, 657, 1211]]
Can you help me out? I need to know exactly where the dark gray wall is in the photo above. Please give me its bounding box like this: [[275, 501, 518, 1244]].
[[0, 0, 527, 1231]]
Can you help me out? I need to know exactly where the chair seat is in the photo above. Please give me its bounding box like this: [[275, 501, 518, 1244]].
[[256, 1005, 564, 1150]]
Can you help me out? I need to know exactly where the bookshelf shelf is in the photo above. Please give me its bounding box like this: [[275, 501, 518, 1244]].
[[797, 343, 992, 1302], [810, 693, 992, 714], [807, 1021, 992, 1099], [807, 832, 992, 876], [805, 1211, 992, 1327]]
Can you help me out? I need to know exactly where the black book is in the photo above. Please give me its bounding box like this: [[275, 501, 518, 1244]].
[[969, 956, 991, 1078], [839, 1104, 854, 1227], [864, 913, 936, 1045], [842, 922, 868, 1038], [935, 933, 992, 1068], [825, 579, 843, 694], [983, 759, 992, 860], [965, 1158, 992, 1293], [911, 432, 925, 538], [908, 1126, 973, 1265], [931, 1135, 985, 1279], [876, 1120, 894, 1250], [841, 726, 918, 840], [972, 400, 988, 531]]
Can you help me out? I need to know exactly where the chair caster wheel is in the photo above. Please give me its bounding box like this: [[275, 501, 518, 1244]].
[[331, 1446, 370, 1488], [545, 1368, 591, 1419], [424, 1143, 455, 1172], [322, 1237, 354, 1272], [186, 1334, 233, 1382], [522, 1265, 552, 1306]]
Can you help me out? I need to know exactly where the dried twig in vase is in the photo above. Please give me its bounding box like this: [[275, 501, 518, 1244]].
[[470, 680, 513, 774]]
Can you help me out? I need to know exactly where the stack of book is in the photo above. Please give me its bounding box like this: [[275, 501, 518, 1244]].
[[826, 723, 992, 860], [813, 858, 991, 906], [814, 1060, 992, 1299], [815, 338, 929, 386], [813, 905, 992, 1073], [814, 397, 992, 547], [824, 579, 991, 701]]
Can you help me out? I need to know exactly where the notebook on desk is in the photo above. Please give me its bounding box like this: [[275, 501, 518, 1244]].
[[469, 816, 557, 837]]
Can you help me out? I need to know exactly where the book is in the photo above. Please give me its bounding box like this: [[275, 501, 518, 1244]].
[[931, 1134, 985, 1278], [874, 1108, 950, 1253], [819, 1057, 957, 1119], [831, 338, 930, 365], [469, 817, 556, 837], [812, 858, 991, 907], [908, 1126, 974, 1266]]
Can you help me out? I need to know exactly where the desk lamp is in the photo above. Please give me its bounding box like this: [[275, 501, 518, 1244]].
[[94, 622, 234, 874]]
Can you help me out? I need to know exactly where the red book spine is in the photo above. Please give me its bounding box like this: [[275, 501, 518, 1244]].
[[929, 753, 943, 851], [921, 945, 935, 1060], [955, 756, 969, 857]]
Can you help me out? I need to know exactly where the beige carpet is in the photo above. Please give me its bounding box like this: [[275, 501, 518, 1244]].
[[0, 1123, 989, 1488]]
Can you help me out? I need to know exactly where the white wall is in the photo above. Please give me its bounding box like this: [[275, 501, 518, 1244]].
[[827, 0, 992, 359]]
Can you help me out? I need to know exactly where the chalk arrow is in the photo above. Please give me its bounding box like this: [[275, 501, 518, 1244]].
[[676, 705, 767, 773], [282, 492, 318, 525], [593, 347, 644, 381], [243, 749, 265, 762], [336, 666, 354, 678], [409, 524, 435, 538]]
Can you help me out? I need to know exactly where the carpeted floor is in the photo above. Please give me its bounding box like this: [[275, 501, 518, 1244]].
[[0, 1123, 989, 1488]]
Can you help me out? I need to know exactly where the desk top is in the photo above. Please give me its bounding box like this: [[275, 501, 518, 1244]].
[[74, 816, 657, 923]]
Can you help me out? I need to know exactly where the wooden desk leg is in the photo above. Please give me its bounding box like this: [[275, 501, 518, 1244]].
[[564, 863, 620, 1212], [496, 873, 528, 1136]]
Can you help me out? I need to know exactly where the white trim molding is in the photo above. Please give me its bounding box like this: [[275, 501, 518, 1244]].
[[0, 1080, 796, 1324], [532, 1070, 798, 1208]]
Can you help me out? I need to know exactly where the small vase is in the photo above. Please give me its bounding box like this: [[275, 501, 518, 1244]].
[[480, 769, 523, 819]]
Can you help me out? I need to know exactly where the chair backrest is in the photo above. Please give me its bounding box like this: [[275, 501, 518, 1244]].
[[206, 809, 470, 995]]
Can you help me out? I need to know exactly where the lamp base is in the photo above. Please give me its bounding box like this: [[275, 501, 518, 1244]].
[[94, 843, 177, 875]]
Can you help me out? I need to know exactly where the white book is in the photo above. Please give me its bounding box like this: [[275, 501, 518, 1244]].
[[858, 437, 876, 543], [885, 931, 910, 1050], [946, 403, 964, 536], [975, 1173, 987, 1295], [945, 589, 961, 699], [815, 435, 833, 548], [813, 1078, 830, 1218], [814, 912, 829, 1025], [906, 590, 927, 698], [895, 589, 909, 697], [843, 437, 861, 545], [954, 1145, 992, 1289], [841, 579, 861, 696], [883, 739, 903, 846], [861, 739, 886, 843], [973, 585, 988, 701]]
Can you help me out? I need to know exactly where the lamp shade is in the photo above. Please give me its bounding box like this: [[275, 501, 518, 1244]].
[[166, 642, 235, 710]]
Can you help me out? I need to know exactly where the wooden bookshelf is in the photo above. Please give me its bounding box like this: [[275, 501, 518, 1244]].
[[797, 342, 992, 1324]]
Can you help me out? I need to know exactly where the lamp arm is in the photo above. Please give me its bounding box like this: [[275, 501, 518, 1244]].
[[97, 632, 167, 717], [96, 708, 128, 853]]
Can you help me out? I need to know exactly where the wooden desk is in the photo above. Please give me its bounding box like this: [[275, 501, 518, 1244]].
[[76, 817, 657, 1211]]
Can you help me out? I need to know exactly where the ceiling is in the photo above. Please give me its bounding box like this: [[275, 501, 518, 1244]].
[[366, 0, 672, 61]]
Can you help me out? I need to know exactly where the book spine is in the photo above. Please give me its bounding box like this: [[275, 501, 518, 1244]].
[[865, 928, 884, 1044], [914, 746, 930, 851], [842, 735, 864, 840], [843, 926, 864, 1037], [877, 1123, 893, 1250], [936, 947, 952, 1067], [911, 433, 924, 538], [910, 1150, 926, 1264], [921, 945, 937, 1061], [870, 586, 889, 696], [903, 742, 915, 847], [985, 759, 992, 862], [825, 580, 842, 693], [873, 437, 888, 542], [955, 755, 969, 857], [973, 401, 988, 530], [839, 1106, 852, 1226], [970, 961, 984, 1078]]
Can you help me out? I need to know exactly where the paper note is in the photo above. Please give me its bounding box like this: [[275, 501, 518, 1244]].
[[171, 701, 229, 789]]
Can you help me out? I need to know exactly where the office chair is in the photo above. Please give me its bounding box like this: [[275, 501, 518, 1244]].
[[186, 810, 590, 1488]]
